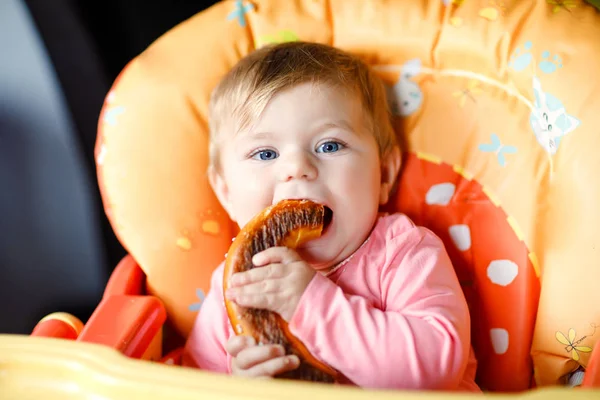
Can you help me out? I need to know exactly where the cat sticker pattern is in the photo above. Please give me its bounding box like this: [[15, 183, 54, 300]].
[[529, 76, 580, 155], [386, 59, 424, 117]]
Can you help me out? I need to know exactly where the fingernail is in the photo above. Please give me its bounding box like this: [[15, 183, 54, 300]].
[[276, 345, 285, 355], [252, 254, 263, 265], [288, 355, 300, 366]]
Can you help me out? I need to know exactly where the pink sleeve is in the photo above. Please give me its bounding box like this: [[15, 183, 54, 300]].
[[288, 228, 471, 390], [183, 263, 231, 373]]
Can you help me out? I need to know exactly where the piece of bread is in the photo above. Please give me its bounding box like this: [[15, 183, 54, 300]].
[[223, 199, 337, 383]]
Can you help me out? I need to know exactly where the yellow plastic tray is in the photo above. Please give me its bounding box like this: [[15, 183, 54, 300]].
[[0, 334, 597, 400]]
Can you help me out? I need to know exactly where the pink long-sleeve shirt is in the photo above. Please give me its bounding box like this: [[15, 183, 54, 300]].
[[184, 213, 481, 392]]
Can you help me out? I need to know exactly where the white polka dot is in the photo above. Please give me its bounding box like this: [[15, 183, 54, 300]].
[[425, 183, 455, 206], [449, 225, 471, 251], [487, 260, 518, 286], [96, 145, 107, 165], [490, 328, 509, 354]]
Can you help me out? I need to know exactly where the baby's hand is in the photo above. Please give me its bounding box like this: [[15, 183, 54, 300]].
[[225, 246, 316, 321], [227, 335, 300, 377]]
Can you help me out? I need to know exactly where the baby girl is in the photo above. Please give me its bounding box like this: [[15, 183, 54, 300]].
[[183, 41, 480, 392]]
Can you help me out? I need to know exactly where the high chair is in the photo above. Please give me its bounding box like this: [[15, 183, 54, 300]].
[[2, 0, 600, 398]]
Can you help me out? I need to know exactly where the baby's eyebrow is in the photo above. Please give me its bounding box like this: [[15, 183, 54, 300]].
[[326, 120, 351, 129], [321, 119, 375, 139], [240, 119, 360, 140], [234, 129, 275, 142], [313, 120, 355, 134], [245, 131, 273, 139]]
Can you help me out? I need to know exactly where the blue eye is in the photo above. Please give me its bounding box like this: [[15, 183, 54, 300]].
[[252, 149, 278, 161], [317, 141, 342, 153]]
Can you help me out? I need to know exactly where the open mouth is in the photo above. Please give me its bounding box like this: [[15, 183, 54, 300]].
[[322, 206, 333, 234]]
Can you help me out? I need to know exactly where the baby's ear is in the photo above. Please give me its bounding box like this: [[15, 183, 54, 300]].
[[208, 165, 236, 222], [379, 146, 402, 206]]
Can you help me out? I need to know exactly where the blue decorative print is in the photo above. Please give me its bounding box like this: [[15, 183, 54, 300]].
[[508, 41, 533, 72], [103, 106, 125, 126], [479, 133, 517, 167], [227, 0, 255, 27], [509, 40, 563, 74], [188, 288, 206, 312], [539, 51, 562, 74]]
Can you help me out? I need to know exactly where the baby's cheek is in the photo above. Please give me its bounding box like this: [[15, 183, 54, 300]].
[[352, 160, 380, 190], [231, 185, 273, 224], [335, 163, 380, 206]]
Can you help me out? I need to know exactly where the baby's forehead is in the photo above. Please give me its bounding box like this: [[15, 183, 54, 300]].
[[213, 82, 375, 143], [223, 119, 375, 148]]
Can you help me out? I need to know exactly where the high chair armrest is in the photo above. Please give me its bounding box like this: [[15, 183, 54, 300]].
[[103, 254, 147, 297], [77, 294, 167, 359], [31, 312, 84, 340], [582, 343, 600, 387]]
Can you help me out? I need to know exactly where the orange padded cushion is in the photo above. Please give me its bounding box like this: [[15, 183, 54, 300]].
[[96, 0, 600, 391]]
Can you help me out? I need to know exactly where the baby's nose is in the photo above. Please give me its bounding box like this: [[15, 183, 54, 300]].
[[279, 152, 317, 182]]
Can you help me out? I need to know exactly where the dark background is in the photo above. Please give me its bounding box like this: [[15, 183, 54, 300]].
[[25, 0, 221, 271], [0, 0, 219, 334]]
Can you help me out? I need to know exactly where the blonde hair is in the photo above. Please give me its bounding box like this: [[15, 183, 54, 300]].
[[208, 41, 397, 168]]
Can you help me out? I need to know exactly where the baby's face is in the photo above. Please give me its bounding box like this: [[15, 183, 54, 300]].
[[211, 83, 385, 271]]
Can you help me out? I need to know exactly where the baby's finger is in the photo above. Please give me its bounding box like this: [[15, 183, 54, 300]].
[[225, 335, 256, 357], [239, 355, 300, 378], [226, 277, 287, 301], [229, 263, 284, 287], [252, 246, 301, 266], [234, 344, 285, 370], [231, 292, 278, 311]]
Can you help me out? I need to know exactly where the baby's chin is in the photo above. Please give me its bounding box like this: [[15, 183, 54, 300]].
[[297, 242, 352, 272]]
